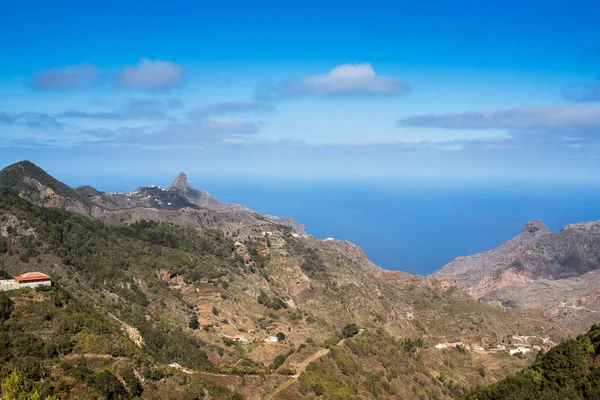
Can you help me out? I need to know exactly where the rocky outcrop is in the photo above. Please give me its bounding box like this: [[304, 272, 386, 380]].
[[432, 218, 600, 333], [431, 220, 551, 287], [0, 162, 305, 234]]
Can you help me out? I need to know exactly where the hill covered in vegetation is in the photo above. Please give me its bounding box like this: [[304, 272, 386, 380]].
[[464, 324, 600, 399], [0, 161, 564, 399]]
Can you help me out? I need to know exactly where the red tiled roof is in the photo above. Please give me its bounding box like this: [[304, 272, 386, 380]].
[[14, 272, 51, 282]]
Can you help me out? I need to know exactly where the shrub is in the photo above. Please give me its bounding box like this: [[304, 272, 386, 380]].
[[189, 315, 199, 330], [342, 323, 359, 338]]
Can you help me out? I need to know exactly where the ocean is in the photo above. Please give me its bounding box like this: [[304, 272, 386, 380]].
[[80, 176, 600, 276]]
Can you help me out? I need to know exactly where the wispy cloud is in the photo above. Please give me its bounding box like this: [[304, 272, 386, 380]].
[[0, 112, 62, 130], [188, 101, 275, 119], [563, 80, 600, 102], [116, 58, 185, 91], [398, 105, 600, 133], [56, 98, 183, 121], [31, 64, 99, 90], [256, 63, 407, 100], [107, 119, 260, 147]]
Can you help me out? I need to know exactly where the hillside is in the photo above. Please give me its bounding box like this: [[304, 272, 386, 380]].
[[464, 323, 600, 399], [432, 220, 600, 334], [0, 285, 244, 399], [0, 161, 563, 399], [0, 161, 305, 235]]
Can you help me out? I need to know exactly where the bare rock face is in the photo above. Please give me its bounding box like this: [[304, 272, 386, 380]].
[[432, 217, 600, 333], [167, 172, 191, 191], [520, 219, 550, 236]]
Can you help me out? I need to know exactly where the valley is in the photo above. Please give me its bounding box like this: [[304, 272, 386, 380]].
[[0, 160, 569, 399]]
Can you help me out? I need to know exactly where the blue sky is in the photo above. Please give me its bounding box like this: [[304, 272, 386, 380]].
[[2, 0, 600, 185]]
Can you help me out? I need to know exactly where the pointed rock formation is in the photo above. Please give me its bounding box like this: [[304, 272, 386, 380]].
[[167, 172, 191, 191]]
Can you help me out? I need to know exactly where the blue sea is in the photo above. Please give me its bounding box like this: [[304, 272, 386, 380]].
[[77, 176, 600, 276]]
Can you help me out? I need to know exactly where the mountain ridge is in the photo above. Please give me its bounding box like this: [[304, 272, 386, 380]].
[[0, 160, 305, 235], [0, 160, 562, 399], [432, 217, 600, 334]]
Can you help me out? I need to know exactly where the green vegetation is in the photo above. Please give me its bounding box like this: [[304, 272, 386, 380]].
[[189, 315, 200, 330], [402, 338, 424, 358], [0, 161, 84, 203], [465, 324, 600, 399], [299, 362, 357, 399], [257, 290, 287, 310], [341, 323, 359, 338], [0, 187, 236, 371]]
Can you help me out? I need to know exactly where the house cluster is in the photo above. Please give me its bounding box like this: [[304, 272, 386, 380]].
[[0, 272, 52, 291], [435, 340, 463, 349], [223, 335, 249, 344], [434, 334, 555, 357]]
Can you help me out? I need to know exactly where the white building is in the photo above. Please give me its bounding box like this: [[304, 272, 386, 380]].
[[509, 347, 532, 356], [265, 336, 278, 342]]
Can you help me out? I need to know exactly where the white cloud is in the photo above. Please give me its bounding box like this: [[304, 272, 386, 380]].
[[116, 58, 185, 91], [256, 63, 407, 99]]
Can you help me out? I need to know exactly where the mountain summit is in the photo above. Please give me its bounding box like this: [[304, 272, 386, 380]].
[[167, 172, 192, 191], [0, 161, 305, 234], [0, 160, 84, 204], [520, 219, 550, 236]]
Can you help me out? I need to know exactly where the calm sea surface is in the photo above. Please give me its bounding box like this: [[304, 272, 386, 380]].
[[80, 177, 600, 276]]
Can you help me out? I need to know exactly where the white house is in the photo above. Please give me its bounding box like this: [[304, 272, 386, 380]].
[[509, 347, 532, 356], [435, 343, 447, 349], [265, 336, 278, 343]]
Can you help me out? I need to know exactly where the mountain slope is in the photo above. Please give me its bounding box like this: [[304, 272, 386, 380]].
[[0, 161, 305, 235], [0, 160, 85, 206], [0, 162, 563, 399], [433, 219, 600, 334], [464, 323, 600, 400]]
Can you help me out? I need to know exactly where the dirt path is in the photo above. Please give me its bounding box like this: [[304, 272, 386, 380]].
[[263, 332, 360, 400]]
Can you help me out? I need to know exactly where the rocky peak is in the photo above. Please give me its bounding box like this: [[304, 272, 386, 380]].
[[167, 172, 192, 191], [520, 220, 550, 236]]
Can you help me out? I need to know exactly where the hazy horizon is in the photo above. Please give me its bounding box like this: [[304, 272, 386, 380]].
[[2, 1, 600, 183]]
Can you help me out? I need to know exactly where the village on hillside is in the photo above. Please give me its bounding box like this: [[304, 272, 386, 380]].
[[434, 334, 556, 357]]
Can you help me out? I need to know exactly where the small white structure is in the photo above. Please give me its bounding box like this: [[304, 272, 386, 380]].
[[509, 347, 532, 356], [265, 336, 278, 343], [168, 362, 182, 369], [435, 343, 447, 349], [224, 335, 249, 344], [262, 231, 273, 236], [472, 344, 485, 351]]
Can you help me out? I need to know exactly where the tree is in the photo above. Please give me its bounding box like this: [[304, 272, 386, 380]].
[[0, 238, 7, 254], [0, 292, 13, 322], [212, 306, 219, 316], [0, 371, 58, 400], [402, 338, 424, 358], [189, 315, 199, 330], [276, 332, 286, 341], [342, 323, 359, 338], [121, 369, 143, 397]]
